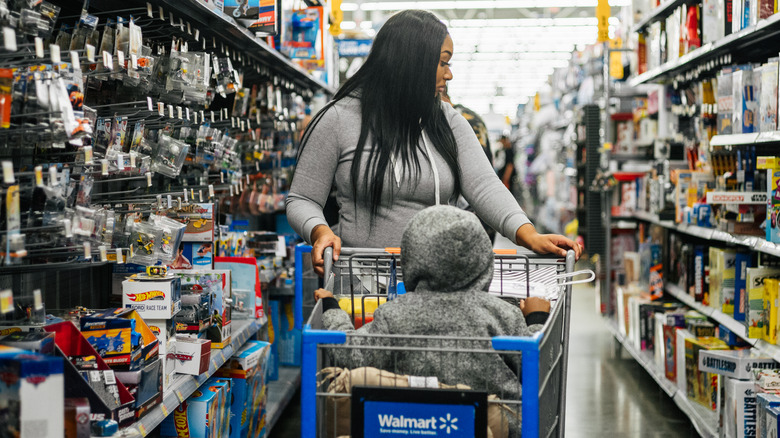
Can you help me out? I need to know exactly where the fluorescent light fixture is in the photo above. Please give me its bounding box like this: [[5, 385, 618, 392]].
[[446, 17, 620, 27], [342, 0, 630, 12], [360, 21, 374, 29], [456, 52, 572, 61], [341, 21, 357, 30]]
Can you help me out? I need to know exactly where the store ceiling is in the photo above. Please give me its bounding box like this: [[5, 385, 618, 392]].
[[339, 0, 626, 117]]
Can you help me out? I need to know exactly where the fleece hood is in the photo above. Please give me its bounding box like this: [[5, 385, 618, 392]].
[[401, 205, 494, 293]]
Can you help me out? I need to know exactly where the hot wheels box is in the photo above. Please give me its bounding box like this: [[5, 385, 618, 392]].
[[160, 386, 220, 438], [0, 350, 64, 438], [215, 340, 271, 438], [122, 275, 182, 319], [80, 308, 159, 370], [173, 335, 211, 376], [699, 349, 777, 380], [205, 377, 232, 438], [215, 257, 263, 320]]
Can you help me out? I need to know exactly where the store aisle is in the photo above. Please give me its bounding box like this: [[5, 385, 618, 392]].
[[565, 283, 694, 437]]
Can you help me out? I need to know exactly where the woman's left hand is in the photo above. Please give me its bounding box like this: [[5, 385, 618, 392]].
[[516, 225, 583, 260]]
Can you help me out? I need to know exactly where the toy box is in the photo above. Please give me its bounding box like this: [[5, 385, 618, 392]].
[[745, 267, 780, 338], [80, 308, 159, 370], [685, 336, 729, 410], [215, 340, 271, 438], [116, 357, 162, 419], [147, 319, 176, 392], [267, 300, 279, 381], [173, 335, 211, 376], [0, 350, 64, 438], [708, 247, 736, 312], [759, 61, 778, 132], [0, 330, 55, 354], [160, 385, 220, 438], [717, 324, 750, 347], [170, 203, 214, 242], [766, 278, 780, 343], [173, 270, 232, 348], [64, 397, 90, 438], [734, 252, 754, 321], [215, 257, 263, 320], [44, 321, 136, 427], [724, 377, 757, 438], [275, 297, 301, 366], [718, 70, 734, 134], [176, 285, 212, 335], [757, 393, 780, 438], [699, 349, 777, 380], [122, 275, 182, 319], [732, 67, 757, 134], [205, 377, 232, 438]]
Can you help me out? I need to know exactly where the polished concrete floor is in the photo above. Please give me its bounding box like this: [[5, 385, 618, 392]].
[[269, 283, 698, 438]]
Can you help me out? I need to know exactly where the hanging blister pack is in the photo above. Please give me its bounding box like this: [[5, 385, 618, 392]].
[[75, 174, 93, 206], [151, 134, 189, 178], [128, 221, 162, 265], [149, 214, 185, 264], [72, 205, 97, 239]]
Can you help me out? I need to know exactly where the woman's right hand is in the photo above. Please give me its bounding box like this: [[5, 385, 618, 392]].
[[310, 224, 341, 277]]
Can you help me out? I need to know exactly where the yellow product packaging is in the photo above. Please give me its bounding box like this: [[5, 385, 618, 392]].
[[338, 296, 387, 328], [766, 278, 780, 344]]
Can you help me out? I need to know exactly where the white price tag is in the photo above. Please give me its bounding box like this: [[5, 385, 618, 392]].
[[85, 44, 95, 62], [255, 161, 259, 171], [33, 289, 42, 311], [3, 27, 16, 52], [240, 120, 245, 131], [147, 2, 153, 18], [185, 107, 190, 120], [116, 248, 124, 264], [168, 105, 174, 119], [63, 219, 72, 238], [70, 50, 79, 66], [2, 161, 13, 184], [116, 153, 124, 169], [49, 44, 61, 64], [186, 21, 191, 34], [169, 12, 175, 26], [147, 97, 153, 111], [83, 241, 92, 260], [194, 29, 200, 41], [158, 6, 165, 21], [193, 113, 198, 124], [103, 51, 113, 71], [33, 37, 44, 59], [117, 50, 124, 68], [220, 172, 224, 183], [34, 166, 43, 187], [231, 117, 235, 128], [167, 195, 172, 208], [157, 102, 165, 116], [131, 54, 138, 69], [200, 110, 205, 121], [130, 152, 136, 168], [183, 189, 188, 203], [229, 185, 234, 196], [101, 159, 109, 176], [199, 190, 203, 202], [48, 166, 57, 186], [177, 106, 183, 119], [209, 184, 215, 198], [210, 111, 215, 122], [84, 146, 93, 164], [99, 245, 107, 262], [190, 189, 194, 201]]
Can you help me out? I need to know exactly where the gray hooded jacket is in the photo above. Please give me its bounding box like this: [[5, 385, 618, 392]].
[[321, 205, 547, 401]]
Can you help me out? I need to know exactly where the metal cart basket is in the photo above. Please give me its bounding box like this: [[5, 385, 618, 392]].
[[298, 245, 589, 438]]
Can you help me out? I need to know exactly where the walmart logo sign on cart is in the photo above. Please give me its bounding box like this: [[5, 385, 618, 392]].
[[365, 401, 474, 437]]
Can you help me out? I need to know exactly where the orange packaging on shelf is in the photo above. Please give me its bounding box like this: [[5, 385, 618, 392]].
[[0, 69, 11, 129]]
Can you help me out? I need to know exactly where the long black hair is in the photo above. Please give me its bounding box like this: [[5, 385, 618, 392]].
[[296, 10, 461, 218]]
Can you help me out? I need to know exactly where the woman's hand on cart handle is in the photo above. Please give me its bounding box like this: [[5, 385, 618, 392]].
[[314, 288, 334, 301], [311, 224, 342, 277], [515, 224, 582, 260]]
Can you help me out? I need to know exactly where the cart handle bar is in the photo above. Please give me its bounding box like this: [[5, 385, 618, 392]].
[[554, 269, 595, 287]]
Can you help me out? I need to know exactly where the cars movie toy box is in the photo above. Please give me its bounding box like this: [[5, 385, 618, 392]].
[[122, 275, 182, 319], [80, 308, 159, 370], [44, 321, 137, 428], [160, 386, 220, 438], [173, 335, 211, 376], [0, 348, 64, 438]]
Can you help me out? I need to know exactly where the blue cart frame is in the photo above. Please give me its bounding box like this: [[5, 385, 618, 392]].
[[296, 244, 576, 438]]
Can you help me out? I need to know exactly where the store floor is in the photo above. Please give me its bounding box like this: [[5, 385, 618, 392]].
[[269, 256, 695, 438]]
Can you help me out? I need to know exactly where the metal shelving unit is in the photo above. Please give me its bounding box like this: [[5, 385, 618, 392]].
[[99, 317, 267, 437], [631, 0, 694, 33], [603, 319, 718, 437], [629, 12, 780, 87]]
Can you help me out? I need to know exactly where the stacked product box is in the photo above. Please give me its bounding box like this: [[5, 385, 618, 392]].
[[708, 247, 736, 312], [160, 384, 221, 438], [79, 308, 159, 371], [173, 270, 232, 348], [684, 336, 729, 410], [215, 340, 272, 438], [745, 267, 780, 340]]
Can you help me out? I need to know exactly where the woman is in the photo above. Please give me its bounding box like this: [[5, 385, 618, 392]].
[[286, 10, 581, 274]]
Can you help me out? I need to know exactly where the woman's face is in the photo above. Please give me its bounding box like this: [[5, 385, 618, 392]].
[[436, 35, 454, 96]]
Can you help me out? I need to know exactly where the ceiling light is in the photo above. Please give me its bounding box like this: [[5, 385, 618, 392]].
[[446, 17, 620, 27]]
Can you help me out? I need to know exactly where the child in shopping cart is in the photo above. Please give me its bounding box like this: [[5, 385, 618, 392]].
[[314, 205, 551, 402]]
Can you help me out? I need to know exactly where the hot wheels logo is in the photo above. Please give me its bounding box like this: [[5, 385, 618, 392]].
[[127, 290, 165, 302], [174, 403, 190, 437], [25, 375, 47, 386], [0, 328, 20, 336]]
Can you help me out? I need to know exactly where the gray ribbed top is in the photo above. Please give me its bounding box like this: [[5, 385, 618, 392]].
[[285, 97, 531, 248]]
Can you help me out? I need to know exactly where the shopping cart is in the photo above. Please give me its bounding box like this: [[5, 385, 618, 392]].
[[297, 245, 592, 438]]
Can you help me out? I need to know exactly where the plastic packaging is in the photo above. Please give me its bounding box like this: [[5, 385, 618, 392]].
[[149, 214, 186, 264], [151, 134, 189, 178], [128, 221, 162, 265]]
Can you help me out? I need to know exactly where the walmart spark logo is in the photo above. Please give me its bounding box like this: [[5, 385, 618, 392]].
[[439, 413, 458, 434]]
